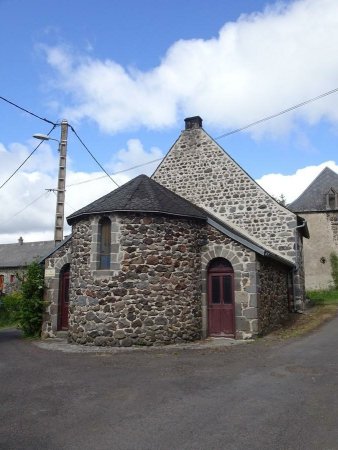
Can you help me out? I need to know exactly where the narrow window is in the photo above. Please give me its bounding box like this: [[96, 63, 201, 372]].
[[326, 188, 338, 210], [10, 274, 15, 283], [99, 217, 111, 269]]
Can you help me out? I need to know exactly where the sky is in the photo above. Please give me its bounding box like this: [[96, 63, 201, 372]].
[[0, 0, 338, 244]]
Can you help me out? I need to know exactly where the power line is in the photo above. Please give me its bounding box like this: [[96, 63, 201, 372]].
[[215, 86, 338, 140], [51, 190, 77, 212], [0, 95, 57, 126], [69, 125, 119, 188], [1, 190, 51, 226], [0, 124, 57, 191], [66, 157, 164, 188]]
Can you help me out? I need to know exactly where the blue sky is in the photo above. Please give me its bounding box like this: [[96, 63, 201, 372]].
[[1, 0, 338, 243]]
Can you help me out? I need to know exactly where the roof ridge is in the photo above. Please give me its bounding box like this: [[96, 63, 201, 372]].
[[289, 165, 338, 211], [67, 174, 207, 224]]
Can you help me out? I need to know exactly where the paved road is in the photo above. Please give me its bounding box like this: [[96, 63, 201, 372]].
[[1, 317, 338, 450]]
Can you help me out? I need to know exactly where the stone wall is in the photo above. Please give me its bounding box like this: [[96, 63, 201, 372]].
[[203, 225, 258, 339], [301, 211, 338, 290], [0, 268, 22, 295], [42, 239, 72, 337], [153, 127, 298, 261], [257, 257, 290, 335], [69, 213, 205, 346]]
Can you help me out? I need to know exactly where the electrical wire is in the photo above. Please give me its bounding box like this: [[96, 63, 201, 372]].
[[69, 125, 119, 188], [0, 124, 57, 191], [52, 190, 77, 212], [1, 190, 51, 226], [215, 86, 338, 140], [66, 157, 163, 188], [0, 95, 57, 126]]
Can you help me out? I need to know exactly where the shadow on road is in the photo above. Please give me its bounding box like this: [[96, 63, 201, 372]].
[[0, 327, 22, 343]]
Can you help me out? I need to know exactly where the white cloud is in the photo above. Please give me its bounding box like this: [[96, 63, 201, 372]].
[[1, 139, 336, 243], [256, 160, 338, 202], [105, 139, 163, 177], [0, 139, 164, 243], [42, 0, 338, 137]]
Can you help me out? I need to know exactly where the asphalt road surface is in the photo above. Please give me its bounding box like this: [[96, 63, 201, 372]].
[[1, 316, 338, 450]]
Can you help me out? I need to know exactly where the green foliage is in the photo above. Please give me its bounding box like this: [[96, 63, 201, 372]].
[[18, 262, 45, 337], [0, 292, 22, 327], [272, 193, 287, 206], [330, 252, 338, 290], [306, 289, 338, 305]]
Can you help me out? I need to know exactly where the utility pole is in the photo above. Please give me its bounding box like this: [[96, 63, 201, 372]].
[[54, 120, 68, 245]]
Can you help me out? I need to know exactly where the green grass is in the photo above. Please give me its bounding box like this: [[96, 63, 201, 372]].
[[306, 289, 338, 305]]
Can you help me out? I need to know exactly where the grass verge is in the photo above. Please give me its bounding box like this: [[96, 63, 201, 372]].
[[306, 289, 338, 305], [267, 303, 338, 340]]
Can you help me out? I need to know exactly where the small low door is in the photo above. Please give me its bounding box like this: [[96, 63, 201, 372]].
[[0, 275, 4, 294], [58, 265, 70, 330], [208, 259, 235, 337]]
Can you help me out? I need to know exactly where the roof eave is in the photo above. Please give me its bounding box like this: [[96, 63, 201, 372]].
[[206, 217, 295, 268], [67, 209, 206, 224]]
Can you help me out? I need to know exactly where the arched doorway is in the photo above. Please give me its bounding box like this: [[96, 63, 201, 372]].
[[207, 258, 235, 337], [58, 264, 70, 330]]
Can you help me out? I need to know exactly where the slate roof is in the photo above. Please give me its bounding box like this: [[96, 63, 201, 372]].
[[39, 234, 72, 263], [67, 174, 207, 224], [288, 167, 338, 212], [0, 240, 55, 268]]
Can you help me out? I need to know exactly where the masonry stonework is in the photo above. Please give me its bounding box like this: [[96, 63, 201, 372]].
[[153, 128, 298, 260], [203, 225, 258, 339], [0, 268, 21, 295], [68, 214, 205, 346], [42, 239, 71, 337], [257, 257, 290, 335]]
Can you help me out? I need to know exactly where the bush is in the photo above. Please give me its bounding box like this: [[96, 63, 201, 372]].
[[18, 262, 45, 337], [330, 252, 338, 290], [0, 292, 22, 327]]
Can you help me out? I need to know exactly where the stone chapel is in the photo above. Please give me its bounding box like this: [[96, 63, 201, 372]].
[[41, 117, 309, 346]]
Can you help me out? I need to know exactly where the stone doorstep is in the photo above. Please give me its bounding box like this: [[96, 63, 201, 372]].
[[54, 331, 68, 338], [35, 336, 254, 354]]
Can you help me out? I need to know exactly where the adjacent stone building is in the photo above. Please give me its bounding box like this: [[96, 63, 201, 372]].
[[41, 117, 308, 345], [289, 167, 338, 290], [0, 238, 55, 295]]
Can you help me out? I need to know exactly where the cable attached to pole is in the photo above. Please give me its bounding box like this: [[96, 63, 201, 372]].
[[0, 124, 57, 191], [0, 95, 58, 126], [69, 125, 119, 188]]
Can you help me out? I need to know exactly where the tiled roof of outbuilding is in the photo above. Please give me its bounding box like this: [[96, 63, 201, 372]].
[[0, 240, 55, 268], [67, 174, 207, 224], [288, 167, 338, 212]]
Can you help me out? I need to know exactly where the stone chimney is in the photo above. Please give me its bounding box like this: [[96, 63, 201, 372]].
[[184, 116, 203, 130], [18, 237, 23, 245]]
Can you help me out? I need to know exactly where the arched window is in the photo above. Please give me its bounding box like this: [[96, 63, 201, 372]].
[[326, 188, 338, 210], [99, 217, 111, 269]]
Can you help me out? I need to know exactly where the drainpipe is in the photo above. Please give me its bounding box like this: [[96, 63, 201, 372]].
[[292, 221, 306, 312]]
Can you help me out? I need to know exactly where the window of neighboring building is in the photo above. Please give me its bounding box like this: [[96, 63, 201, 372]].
[[10, 274, 15, 283], [99, 217, 111, 269], [326, 188, 338, 210]]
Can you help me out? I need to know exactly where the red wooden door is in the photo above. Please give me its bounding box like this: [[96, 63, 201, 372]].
[[58, 265, 70, 330], [208, 259, 235, 337], [0, 275, 4, 294]]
